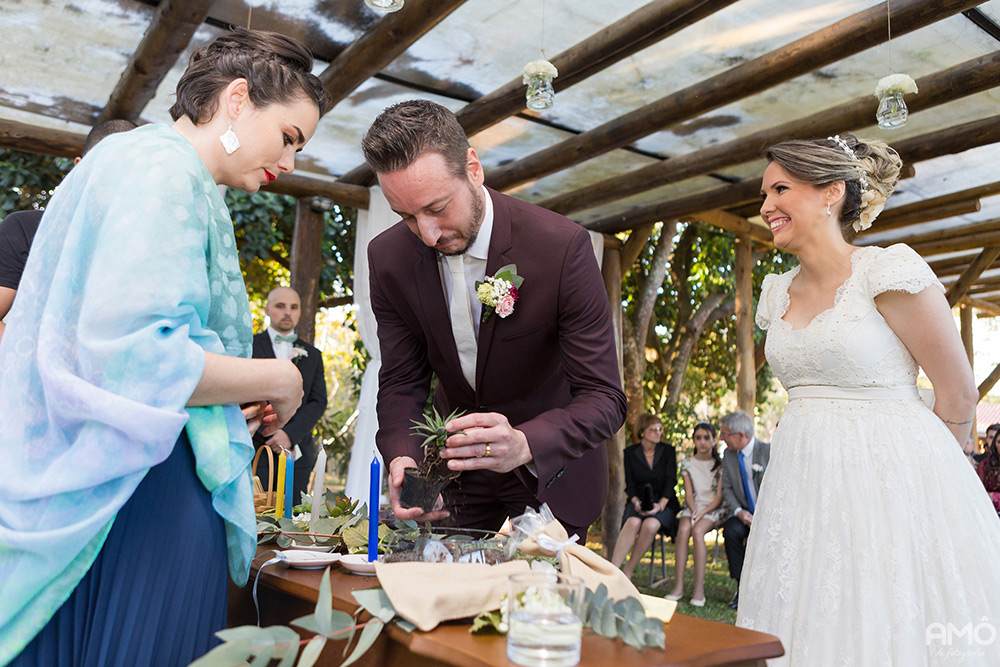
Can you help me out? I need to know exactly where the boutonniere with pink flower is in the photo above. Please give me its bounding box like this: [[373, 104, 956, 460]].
[[290, 346, 309, 364], [476, 264, 524, 322]]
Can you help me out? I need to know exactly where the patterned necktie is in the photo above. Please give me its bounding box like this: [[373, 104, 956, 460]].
[[275, 333, 297, 344], [739, 451, 756, 515], [445, 254, 478, 388]]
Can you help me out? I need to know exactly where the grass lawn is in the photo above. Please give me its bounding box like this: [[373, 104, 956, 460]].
[[587, 531, 738, 625]]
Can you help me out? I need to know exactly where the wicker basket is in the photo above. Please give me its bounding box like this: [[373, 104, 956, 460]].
[[252, 445, 276, 514]]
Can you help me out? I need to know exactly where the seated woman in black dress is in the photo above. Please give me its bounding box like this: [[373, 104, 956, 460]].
[[610, 413, 680, 580]]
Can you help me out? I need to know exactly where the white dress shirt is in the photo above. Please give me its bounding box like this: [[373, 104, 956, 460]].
[[266, 326, 294, 361], [438, 185, 494, 339]]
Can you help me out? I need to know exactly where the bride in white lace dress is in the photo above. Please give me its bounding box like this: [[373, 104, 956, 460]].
[[739, 134, 1000, 665]]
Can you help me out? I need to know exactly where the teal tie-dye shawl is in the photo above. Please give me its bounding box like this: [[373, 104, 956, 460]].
[[0, 124, 257, 663]]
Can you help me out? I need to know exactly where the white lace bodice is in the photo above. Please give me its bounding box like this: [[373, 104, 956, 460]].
[[756, 244, 943, 390]]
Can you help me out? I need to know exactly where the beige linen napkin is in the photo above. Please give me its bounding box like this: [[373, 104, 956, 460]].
[[375, 560, 530, 631], [520, 520, 641, 604]]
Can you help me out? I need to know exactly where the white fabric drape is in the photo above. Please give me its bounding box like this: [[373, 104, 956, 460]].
[[344, 186, 396, 503], [344, 188, 605, 503]]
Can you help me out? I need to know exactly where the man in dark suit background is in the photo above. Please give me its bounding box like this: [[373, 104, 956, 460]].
[[252, 286, 328, 504], [720, 409, 771, 610], [362, 100, 626, 540]]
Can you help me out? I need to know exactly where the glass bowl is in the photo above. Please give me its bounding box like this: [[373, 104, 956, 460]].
[[382, 526, 510, 564]]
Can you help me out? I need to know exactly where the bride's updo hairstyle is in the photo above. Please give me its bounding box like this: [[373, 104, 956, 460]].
[[169, 27, 331, 124], [765, 134, 902, 241]]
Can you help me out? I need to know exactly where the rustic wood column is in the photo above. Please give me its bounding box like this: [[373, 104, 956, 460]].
[[735, 231, 755, 413], [290, 198, 323, 345], [960, 303, 976, 437], [600, 237, 627, 558]]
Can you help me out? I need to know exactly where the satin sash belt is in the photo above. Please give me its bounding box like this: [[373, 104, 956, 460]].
[[787, 385, 919, 401]]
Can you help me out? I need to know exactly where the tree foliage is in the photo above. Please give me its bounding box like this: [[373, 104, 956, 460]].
[[621, 221, 795, 441], [0, 148, 72, 217]]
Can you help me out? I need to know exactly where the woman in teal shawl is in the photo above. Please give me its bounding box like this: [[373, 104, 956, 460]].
[[0, 28, 331, 666]]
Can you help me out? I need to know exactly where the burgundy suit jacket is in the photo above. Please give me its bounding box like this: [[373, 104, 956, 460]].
[[368, 188, 626, 526]]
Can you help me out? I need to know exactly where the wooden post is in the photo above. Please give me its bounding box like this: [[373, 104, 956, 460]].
[[735, 231, 755, 413], [960, 303, 976, 437], [600, 238, 627, 558], [290, 198, 324, 345]]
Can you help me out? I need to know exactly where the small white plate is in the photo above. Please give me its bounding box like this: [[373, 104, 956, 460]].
[[286, 542, 334, 553], [339, 554, 378, 576], [282, 550, 342, 570]]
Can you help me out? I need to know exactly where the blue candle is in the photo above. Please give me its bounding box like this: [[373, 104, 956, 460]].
[[283, 450, 294, 519], [368, 455, 380, 562]]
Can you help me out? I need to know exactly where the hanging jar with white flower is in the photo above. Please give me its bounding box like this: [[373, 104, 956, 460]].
[[874, 73, 918, 130], [522, 60, 558, 111]]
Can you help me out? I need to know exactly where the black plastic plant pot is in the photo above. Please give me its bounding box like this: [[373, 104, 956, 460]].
[[399, 467, 450, 512]]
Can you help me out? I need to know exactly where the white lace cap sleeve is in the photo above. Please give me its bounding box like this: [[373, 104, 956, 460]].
[[866, 243, 944, 299], [755, 273, 778, 330]]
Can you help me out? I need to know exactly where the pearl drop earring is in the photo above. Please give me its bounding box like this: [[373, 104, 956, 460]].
[[826, 201, 832, 217]]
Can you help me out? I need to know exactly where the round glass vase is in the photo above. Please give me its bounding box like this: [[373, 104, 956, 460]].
[[876, 90, 908, 130], [365, 0, 404, 13], [526, 74, 555, 111]]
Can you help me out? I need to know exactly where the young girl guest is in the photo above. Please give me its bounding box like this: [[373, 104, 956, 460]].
[[666, 421, 725, 606], [611, 413, 680, 580], [0, 28, 330, 666]]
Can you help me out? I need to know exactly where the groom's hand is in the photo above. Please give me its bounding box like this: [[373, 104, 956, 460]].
[[441, 412, 532, 474], [387, 455, 449, 522]]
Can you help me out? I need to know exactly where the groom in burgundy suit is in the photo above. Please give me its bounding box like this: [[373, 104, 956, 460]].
[[363, 100, 626, 539]]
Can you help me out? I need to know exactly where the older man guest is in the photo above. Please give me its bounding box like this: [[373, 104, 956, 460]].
[[362, 99, 626, 539], [252, 286, 328, 503], [720, 410, 770, 610]]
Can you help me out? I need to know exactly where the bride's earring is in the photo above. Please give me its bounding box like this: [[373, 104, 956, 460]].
[[220, 122, 240, 155], [826, 201, 832, 217]]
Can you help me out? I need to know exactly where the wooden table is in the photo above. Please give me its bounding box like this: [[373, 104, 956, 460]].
[[228, 548, 784, 667]]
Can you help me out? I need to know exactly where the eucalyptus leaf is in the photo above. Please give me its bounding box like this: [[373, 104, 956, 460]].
[[469, 610, 504, 634], [352, 588, 398, 624], [188, 637, 254, 666], [215, 626, 269, 643], [395, 618, 417, 633], [341, 620, 384, 667], [268, 626, 301, 667], [596, 599, 616, 638], [314, 568, 334, 636], [291, 613, 320, 635], [296, 636, 327, 667], [247, 633, 274, 667]]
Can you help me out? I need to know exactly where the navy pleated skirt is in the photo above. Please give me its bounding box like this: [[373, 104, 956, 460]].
[[10, 430, 229, 667]]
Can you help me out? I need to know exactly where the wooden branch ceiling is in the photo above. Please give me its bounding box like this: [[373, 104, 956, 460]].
[[2, 0, 1000, 307]]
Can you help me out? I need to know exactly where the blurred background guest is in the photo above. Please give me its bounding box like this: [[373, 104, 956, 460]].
[[611, 413, 680, 580], [978, 422, 1000, 515]]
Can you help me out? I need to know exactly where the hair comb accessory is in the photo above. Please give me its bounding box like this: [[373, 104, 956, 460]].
[[827, 135, 869, 192]]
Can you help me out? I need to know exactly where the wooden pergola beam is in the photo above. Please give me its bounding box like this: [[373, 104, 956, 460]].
[[484, 0, 985, 193], [338, 0, 738, 185], [978, 361, 1000, 400], [261, 173, 369, 210], [879, 179, 1000, 223], [946, 247, 1000, 306], [859, 199, 980, 235], [963, 296, 1000, 319], [318, 0, 468, 108], [97, 0, 214, 123], [873, 217, 1000, 249], [0, 117, 84, 159], [0, 117, 370, 208], [540, 49, 1000, 216], [693, 210, 773, 245], [910, 229, 1000, 256], [584, 113, 1000, 234]]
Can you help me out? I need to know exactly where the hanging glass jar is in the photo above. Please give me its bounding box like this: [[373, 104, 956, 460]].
[[522, 60, 558, 112], [873, 74, 917, 131], [364, 0, 404, 13], [876, 91, 908, 129]]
